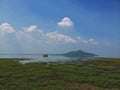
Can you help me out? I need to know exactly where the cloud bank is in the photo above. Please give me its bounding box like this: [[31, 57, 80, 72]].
[[0, 22, 98, 54]]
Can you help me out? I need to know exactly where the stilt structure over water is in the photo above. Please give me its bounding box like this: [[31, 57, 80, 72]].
[[43, 54, 48, 58]]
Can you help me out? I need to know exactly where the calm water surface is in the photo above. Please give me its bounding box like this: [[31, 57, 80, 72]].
[[0, 54, 94, 64]]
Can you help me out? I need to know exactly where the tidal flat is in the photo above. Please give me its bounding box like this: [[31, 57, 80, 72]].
[[0, 58, 120, 90]]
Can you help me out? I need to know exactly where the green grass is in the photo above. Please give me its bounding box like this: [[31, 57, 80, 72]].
[[0, 58, 120, 90]]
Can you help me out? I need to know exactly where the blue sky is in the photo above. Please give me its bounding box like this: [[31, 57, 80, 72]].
[[0, 0, 120, 57]]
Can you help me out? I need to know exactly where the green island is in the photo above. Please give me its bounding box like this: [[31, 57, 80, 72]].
[[0, 58, 120, 90]]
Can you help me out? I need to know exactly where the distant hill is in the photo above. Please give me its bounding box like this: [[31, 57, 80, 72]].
[[63, 50, 97, 57]]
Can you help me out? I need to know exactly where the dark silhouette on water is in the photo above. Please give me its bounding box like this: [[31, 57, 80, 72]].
[[43, 54, 48, 58]]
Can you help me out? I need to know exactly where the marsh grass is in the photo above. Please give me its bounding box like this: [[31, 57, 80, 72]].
[[0, 58, 120, 90]]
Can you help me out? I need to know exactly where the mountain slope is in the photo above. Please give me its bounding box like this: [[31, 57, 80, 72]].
[[63, 50, 97, 57]]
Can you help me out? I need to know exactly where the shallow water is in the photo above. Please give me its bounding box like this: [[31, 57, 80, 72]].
[[0, 54, 94, 64], [19, 55, 72, 64]]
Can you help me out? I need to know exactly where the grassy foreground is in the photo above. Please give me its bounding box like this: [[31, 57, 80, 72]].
[[0, 58, 120, 90]]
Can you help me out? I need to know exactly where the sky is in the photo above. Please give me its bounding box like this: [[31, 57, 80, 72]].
[[0, 0, 120, 57]]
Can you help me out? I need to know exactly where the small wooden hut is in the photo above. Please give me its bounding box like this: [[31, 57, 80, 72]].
[[43, 54, 48, 58]]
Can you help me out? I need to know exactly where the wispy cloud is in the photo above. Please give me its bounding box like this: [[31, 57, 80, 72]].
[[46, 31, 77, 43], [77, 36, 98, 45]]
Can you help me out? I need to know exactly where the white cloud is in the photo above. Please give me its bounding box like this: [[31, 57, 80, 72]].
[[77, 37, 98, 45], [57, 17, 73, 27], [46, 31, 77, 43], [24, 25, 44, 35], [24, 25, 37, 33], [0, 22, 15, 34]]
